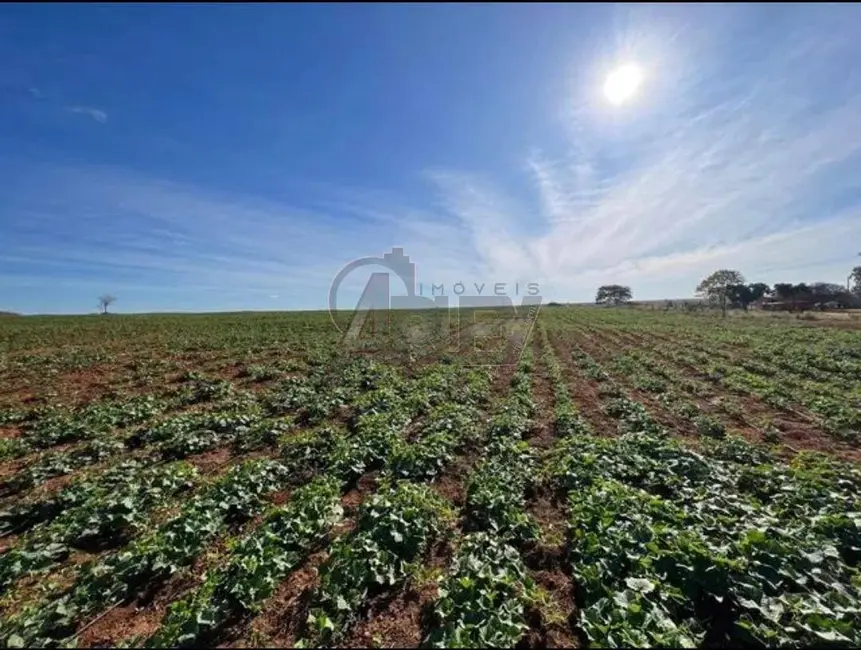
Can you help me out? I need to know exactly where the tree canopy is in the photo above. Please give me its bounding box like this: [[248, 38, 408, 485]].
[[767, 282, 856, 311], [98, 295, 117, 315], [595, 285, 633, 306], [696, 270, 745, 316], [851, 266, 861, 295], [597, 263, 861, 315], [723, 282, 770, 311]]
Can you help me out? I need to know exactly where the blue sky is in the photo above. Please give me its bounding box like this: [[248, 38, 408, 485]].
[[2, 3, 861, 314]]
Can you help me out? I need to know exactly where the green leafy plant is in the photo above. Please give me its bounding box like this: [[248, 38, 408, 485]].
[[426, 532, 539, 648], [304, 480, 453, 644], [147, 476, 343, 647]]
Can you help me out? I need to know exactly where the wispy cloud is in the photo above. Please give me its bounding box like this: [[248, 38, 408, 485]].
[[419, 5, 861, 300], [66, 106, 108, 123], [0, 161, 477, 311], [4, 5, 861, 312]]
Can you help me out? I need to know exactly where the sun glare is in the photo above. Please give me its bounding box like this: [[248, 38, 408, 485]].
[[603, 63, 643, 105]]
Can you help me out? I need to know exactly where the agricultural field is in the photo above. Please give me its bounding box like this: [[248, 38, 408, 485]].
[[0, 307, 859, 648]]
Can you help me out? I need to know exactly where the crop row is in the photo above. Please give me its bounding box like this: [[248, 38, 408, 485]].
[[549, 309, 861, 442], [0, 458, 290, 647], [426, 342, 541, 648], [296, 364, 493, 645], [647, 334, 861, 440], [304, 481, 453, 646], [0, 396, 168, 463], [137, 360, 493, 647], [0, 460, 197, 595], [0, 356, 398, 526], [0, 357, 421, 646], [0, 458, 155, 537], [623, 318, 861, 386], [0, 403, 242, 499], [0, 353, 351, 487], [599, 323, 861, 442], [146, 475, 344, 647], [63, 357, 471, 649], [540, 341, 861, 647], [564, 437, 860, 646], [537, 323, 592, 437]]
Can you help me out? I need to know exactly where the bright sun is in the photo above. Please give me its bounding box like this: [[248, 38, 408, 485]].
[[603, 63, 643, 105]]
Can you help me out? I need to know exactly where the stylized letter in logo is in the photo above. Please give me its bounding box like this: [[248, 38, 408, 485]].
[[456, 294, 542, 365], [328, 247, 541, 365], [328, 248, 447, 345]]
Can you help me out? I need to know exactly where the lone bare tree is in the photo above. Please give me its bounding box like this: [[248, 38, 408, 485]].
[[98, 294, 116, 315]]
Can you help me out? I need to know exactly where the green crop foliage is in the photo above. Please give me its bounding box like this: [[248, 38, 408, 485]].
[[0, 307, 859, 649], [304, 480, 453, 645]]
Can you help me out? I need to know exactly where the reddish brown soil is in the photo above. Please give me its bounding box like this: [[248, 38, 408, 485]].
[[78, 602, 163, 648], [228, 548, 329, 648], [186, 447, 233, 474], [228, 476, 374, 648], [524, 568, 580, 648], [269, 488, 292, 507], [78, 498, 278, 648], [527, 336, 559, 451], [520, 365, 581, 649], [514, 336, 580, 648], [574, 331, 701, 440], [0, 457, 33, 489], [50, 365, 124, 407], [623, 330, 861, 462], [341, 471, 379, 516], [0, 427, 22, 440], [0, 533, 20, 553], [0, 383, 33, 405], [545, 332, 619, 437], [337, 539, 453, 649], [431, 454, 471, 508]]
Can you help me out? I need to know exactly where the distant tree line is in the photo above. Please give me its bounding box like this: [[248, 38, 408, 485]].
[[768, 282, 858, 311], [695, 269, 861, 316], [594, 264, 861, 316]]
